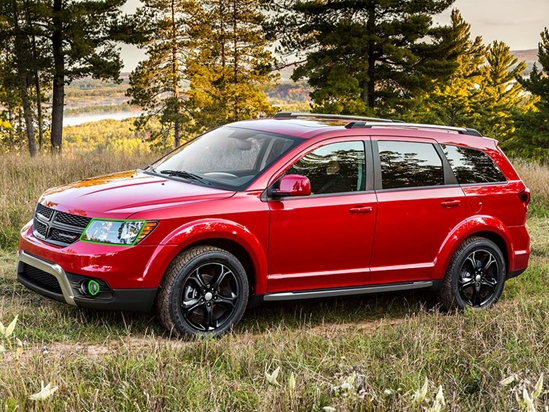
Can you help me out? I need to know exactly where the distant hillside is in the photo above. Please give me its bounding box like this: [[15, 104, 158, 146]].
[[511, 49, 539, 76]]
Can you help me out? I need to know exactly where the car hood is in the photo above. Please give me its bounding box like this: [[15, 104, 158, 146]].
[[38, 170, 236, 218]]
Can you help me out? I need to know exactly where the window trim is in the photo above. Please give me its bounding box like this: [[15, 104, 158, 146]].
[[264, 137, 374, 200]]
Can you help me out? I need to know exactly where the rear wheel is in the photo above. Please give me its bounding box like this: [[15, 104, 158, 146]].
[[438, 237, 505, 310], [156, 246, 249, 338]]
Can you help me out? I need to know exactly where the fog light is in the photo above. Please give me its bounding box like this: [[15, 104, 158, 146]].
[[87, 280, 100, 296]]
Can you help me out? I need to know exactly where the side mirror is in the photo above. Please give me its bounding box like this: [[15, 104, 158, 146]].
[[271, 174, 311, 198]]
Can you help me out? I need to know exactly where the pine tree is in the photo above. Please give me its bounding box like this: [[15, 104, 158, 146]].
[[127, 0, 200, 149], [515, 28, 549, 159], [477, 41, 526, 141], [412, 10, 486, 127], [266, 0, 460, 117], [0, 0, 43, 156], [128, 0, 276, 148], [46, 0, 125, 154], [186, 0, 276, 132]]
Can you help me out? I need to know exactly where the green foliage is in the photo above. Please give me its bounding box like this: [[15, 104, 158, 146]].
[[514, 28, 549, 160], [185, 0, 277, 132], [0, 0, 127, 154], [128, 0, 276, 149], [412, 10, 486, 126], [477, 41, 526, 141], [127, 0, 199, 148], [266, 0, 459, 117], [414, 13, 528, 146]]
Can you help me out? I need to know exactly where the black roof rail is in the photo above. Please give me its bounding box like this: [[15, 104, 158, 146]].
[[273, 112, 399, 123], [345, 121, 483, 137]]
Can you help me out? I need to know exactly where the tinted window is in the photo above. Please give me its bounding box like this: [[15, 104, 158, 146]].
[[441, 145, 506, 184], [378, 141, 444, 189], [288, 141, 365, 194]]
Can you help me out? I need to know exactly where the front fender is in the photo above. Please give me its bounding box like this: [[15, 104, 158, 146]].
[[432, 215, 513, 280], [140, 219, 268, 294]]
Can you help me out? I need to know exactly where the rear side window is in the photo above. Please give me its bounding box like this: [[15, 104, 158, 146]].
[[441, 145, 506, 184], [378, 141, 444, 189]]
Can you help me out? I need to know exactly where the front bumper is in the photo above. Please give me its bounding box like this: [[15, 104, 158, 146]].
[[17, 251, 157, 312]]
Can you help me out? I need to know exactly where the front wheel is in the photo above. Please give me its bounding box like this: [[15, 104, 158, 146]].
[[438, 237, 505, 310], [156, 246, 249, 338]]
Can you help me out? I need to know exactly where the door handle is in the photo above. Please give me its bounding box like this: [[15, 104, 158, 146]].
[[441, 200, 461, 208], [349, 206, 373, 214]]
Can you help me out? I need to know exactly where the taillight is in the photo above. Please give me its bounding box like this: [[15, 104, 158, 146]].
[[518, 188, 531, 211]]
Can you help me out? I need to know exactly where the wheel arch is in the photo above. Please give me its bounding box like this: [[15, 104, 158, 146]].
[[433, 216, 513, 281], [142, 218, 267, 296], [193, 238, 256, 296]]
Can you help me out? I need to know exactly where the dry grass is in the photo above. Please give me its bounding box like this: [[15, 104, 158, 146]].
[[515, 160, 549, 216], [0, 152, 156, 250]]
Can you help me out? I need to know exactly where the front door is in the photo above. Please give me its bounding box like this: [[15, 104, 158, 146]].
[[267, 140, 377, 293]]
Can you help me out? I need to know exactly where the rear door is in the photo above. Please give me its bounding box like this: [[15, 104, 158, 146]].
[[370, 138, 467, 283]]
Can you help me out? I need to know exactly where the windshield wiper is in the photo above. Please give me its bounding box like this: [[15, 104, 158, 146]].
[[159, 170, 212, 186]]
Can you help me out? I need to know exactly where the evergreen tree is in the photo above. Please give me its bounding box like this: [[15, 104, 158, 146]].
[[477, 41, 526, 141], [266, 0, 460, 117], [127, 0, 200, 149], [186, 0, 276, 132], [515, 28, 549, 159], [0, 0, 125, 154], [0, 0, 44, 156], [128, 0, 275, 148], [412, 10, 486, 127], [45, 0, 125, 154]]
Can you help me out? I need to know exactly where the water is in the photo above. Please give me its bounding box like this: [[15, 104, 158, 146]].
[[63, 111, 142, 127]]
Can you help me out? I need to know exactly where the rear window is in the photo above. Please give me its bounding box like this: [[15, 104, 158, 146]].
[[441, 145, 506, 184]]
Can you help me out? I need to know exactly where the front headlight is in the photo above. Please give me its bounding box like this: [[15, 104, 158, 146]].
[[80, 219, 157, 246]]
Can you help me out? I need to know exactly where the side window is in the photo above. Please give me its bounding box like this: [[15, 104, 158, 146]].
[[288, 141, 365, 195], [378, 141, 444, 189], [441, 145, 506, 184]]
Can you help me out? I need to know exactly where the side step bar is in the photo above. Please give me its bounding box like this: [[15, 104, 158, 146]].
[[263, 281, 433, 302]]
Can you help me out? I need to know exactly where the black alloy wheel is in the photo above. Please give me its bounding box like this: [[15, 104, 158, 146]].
[[180, 262, 240, 332], [156, 246, 249, 338], [438, 237, 505, 310]]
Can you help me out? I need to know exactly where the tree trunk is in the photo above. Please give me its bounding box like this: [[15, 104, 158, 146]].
[[50, 0, 64, 154], [363, 0, 376, 109], [12, 0, 36, 156], [18, 73, 37, 156], [232, 0, 238, 120], [25, 0, 44, 153], [171, 0, 180, 148]]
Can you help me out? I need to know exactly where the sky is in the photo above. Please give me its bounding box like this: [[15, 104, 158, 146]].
[[435, 0, 548, 50], [120, 0, 549, 71]]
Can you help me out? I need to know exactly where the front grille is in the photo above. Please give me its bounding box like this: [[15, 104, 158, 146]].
[[20, 264, 62, 294], [34, 219, 48, 237], [33, 204, 92, 247], [49, 228, 81, 243], [54, 212, 90, 228], [36, 203, 54, 220]]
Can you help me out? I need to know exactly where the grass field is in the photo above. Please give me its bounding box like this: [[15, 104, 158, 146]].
[[1, 153, 549, 411]]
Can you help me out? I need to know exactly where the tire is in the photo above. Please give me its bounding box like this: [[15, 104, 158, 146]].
[[156, 245, 249, 338], [438, 237, 505, 310]]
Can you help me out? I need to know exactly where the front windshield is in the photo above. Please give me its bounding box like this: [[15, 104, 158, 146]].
[[149, 126, 300, 190]]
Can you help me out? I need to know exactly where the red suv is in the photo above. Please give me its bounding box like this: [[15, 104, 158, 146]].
[[17, 113, 530, 337]]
